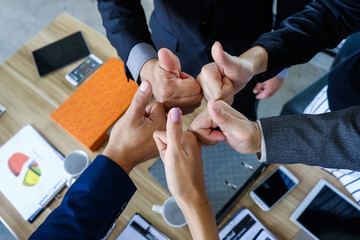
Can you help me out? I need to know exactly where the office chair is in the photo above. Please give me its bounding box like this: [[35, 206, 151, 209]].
[[280, 31, 360, 115]]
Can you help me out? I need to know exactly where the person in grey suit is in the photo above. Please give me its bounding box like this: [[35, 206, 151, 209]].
[[190, 0, 360, 170], [190, 100, 360, 171]]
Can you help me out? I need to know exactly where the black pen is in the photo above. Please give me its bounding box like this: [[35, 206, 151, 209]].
[[131, 221, 158, 240]]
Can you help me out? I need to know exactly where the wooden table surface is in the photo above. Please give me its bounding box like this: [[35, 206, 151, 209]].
[[0, 13, 353, 240]]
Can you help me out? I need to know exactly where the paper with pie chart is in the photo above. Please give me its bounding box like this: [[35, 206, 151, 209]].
[[8, 153, 41, 186], [0, 124, 66, 220]]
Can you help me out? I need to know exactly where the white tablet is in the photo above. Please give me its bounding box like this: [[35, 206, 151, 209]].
[[290, 179, 360, 240]]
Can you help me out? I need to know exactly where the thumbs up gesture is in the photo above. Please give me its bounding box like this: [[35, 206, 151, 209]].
[[196, 42, 264, 105], [190, 100, 261, 155]]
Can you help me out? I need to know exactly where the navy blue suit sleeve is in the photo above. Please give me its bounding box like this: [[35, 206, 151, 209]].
[[97, 0, 154, 64], [253, 0, 360, 80], [29, 155, 137, 240]]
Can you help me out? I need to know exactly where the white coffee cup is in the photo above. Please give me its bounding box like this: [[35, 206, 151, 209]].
[[152, 197, 187, 228], [63, 150, 89, 187]]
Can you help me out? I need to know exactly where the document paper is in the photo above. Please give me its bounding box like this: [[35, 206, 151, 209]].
[[219, 208, 277, 240], [0, 124, 66, 220]]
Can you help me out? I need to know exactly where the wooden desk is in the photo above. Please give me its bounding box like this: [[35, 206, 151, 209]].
[[0, 13, 353, 240]]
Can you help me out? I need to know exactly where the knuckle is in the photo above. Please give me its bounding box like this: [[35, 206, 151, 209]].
[[218, 111, 231, 125], [133, 93, 145, 106], [157, 85, 174, 99]]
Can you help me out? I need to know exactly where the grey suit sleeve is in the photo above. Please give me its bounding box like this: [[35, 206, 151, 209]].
[[259, 105, 360, 170]]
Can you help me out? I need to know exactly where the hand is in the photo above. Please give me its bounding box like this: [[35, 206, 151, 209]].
[[153, 108, 219, 240], [253, 77, 284, 99], [196, 42, 268, 105], [190, 100, 261, 155], [140, 48, 202, 114], [153, 108, 204, 202], [189, 109, 225, 146], [102, 81, 166, 174]]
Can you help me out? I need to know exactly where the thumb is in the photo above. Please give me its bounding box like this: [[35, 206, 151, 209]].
[[153, 131, 167, 159], [127, 80, 152, 119], [166, 107, 183, 151], [211, 42, 238, 73], [158, 48, 181, 77], [207, 100, 234, 133]]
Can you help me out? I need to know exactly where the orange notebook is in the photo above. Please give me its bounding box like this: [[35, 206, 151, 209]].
[[51, 58, 138, 151]]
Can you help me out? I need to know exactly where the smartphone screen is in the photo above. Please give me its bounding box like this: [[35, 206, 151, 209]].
[[32, 31, 90, 77], [65, 54, 103, 86], [251, 166, 298, 211]]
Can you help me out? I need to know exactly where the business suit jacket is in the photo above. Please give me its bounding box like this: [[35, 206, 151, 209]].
[[253, 0, 360, 168], [97, 0, 310, 119], [254, 0, 360, 79], [98, 0, 274, 78], [29, 155, 136, 240], [260, 105, 360, 171], [253, 0, 360, 111]]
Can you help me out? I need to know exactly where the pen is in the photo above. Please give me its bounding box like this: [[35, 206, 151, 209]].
[[131, 221, 158, 240], [28, 179, 66, 223]]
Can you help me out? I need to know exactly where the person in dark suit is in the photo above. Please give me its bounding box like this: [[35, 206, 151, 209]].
[[191, 0, 360, 169], [29, 81, 218, 240], [198, 0, 360, 106], [97, 0, 310, 119]]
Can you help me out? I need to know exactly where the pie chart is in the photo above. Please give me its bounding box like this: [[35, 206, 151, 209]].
[[23, 161, 41, 186], [8, 153, 29, 176], [8, 153, 41, 187]]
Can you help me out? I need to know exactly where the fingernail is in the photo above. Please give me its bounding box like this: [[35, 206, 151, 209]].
[[139, 80, 150, 93], [170, 107, 181, 122], [211, 101, 220, 112]]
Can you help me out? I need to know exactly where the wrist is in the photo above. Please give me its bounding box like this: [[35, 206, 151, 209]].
[[253, 121, 262, 153], [176, 189, 209, 214], [102, 146, 134, 174], [239, 46, 268, 75], [177, 191, 219, 240], [139, 58, 158, 83]]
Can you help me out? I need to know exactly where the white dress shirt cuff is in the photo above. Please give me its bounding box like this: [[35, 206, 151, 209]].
[[256, 120, 267, 163], [274, 68, 289, 79], [126, 42, 158, 85]]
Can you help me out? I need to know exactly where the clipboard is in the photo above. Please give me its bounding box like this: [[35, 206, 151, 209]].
[[0, 124, 66, 222]]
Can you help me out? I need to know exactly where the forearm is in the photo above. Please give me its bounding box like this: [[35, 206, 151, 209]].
[[260, 105, 360, 170], [178, 193, 219, 240], [253, 0, 360, 80], [238, 46, 268, 76]]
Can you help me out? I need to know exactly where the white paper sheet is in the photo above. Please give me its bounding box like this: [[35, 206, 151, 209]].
[[0, 124, 66, 220]]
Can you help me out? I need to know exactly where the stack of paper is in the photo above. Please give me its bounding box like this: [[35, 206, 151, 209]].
[[0, 125, 66, 221]]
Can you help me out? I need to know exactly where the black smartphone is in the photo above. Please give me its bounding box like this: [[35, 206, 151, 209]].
[[250, 166, 299, 211], [32, 31, 91, 77]]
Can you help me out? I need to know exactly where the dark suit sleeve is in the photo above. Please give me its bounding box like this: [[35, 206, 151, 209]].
[[259, 105, 360, 171], [253, 0, 360, 80], [97, 0, 154, 64], [29, 155, 137, 240]]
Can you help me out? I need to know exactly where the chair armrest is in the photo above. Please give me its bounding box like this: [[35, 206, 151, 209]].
[[280, 72, 328, 115]]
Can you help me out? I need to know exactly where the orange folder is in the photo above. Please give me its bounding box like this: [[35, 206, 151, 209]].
[[51, 58, 138, 151]]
